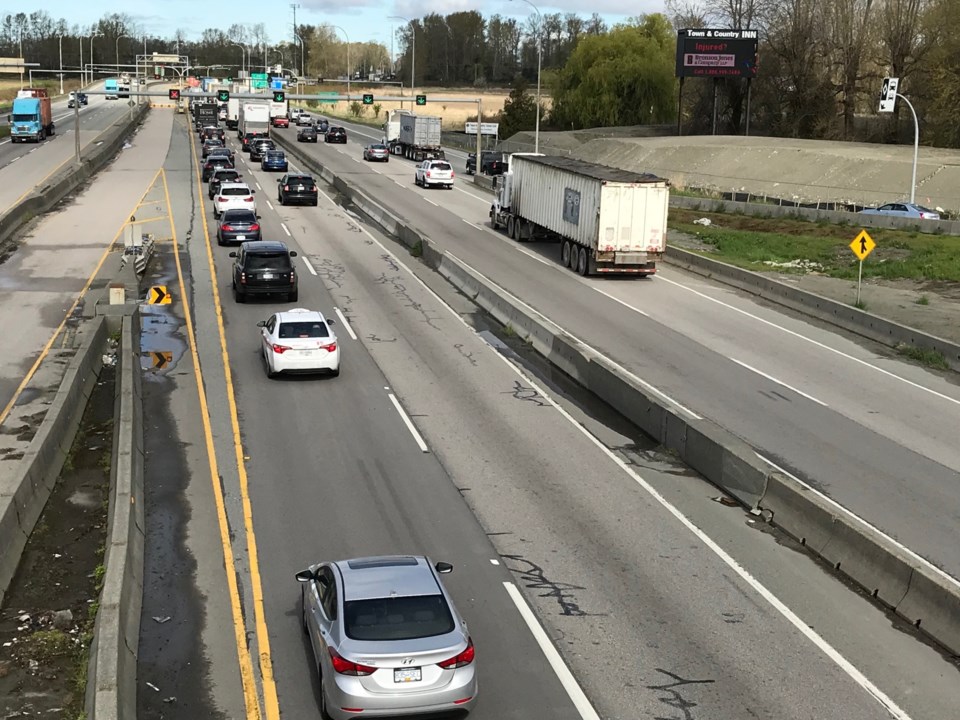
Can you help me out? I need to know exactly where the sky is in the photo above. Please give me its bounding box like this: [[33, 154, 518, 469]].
[[38, 0, 667, 55]]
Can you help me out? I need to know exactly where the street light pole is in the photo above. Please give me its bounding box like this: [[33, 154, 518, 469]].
[[896, 92, 920, 204], [116, 33, 129, 76], [89, 33, 101, 86], [232, 42, 246, 82], [512, 0, 542, 153], [58, 34, 64, 95], [79, 37, 84, 86], [18, 28, 23, 90]]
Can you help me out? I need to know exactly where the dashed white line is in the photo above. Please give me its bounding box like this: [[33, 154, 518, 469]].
[[302, 257, 317, 275], [503, 582, 601, 720], [455, 185, 491, 203], [423, 196, 438, 207], [334, 308, 357, 340], [730, 358, 828, 406], [255, 182, 262, 190], [388, 393, 429, 453], [281, 222, 291, 237], [266, 200, 274, 210]]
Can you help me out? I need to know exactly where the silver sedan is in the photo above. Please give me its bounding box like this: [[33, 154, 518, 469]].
[[296, 555, 478, 719], [363, 143, 390, 162]]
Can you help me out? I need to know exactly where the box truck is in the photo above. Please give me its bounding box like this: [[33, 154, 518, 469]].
[[489, 154, 669, 276], [383, 110, 444, 161], [10, 89, 54, 142], [226, 97, 240, 129]]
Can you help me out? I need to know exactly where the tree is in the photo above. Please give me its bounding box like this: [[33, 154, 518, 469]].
[[827, 0, 877, 139], [550, 15, 677, 129], [497, 76, 539, 139]]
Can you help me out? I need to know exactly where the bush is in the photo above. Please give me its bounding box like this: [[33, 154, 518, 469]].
[[349, 101, 365, 118]]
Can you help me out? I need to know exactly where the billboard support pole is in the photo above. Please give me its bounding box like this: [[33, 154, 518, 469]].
[[745, 78, 752, 136], [711, 78, 719, 135], [677, 77, 684, 136]]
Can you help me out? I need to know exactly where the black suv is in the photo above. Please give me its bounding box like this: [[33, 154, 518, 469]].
[[277, 174, 318, 206], [230, 241, 298, 303], [324, 126, 347, 143], [297, 126, 318, 143], [466, 151, 506, 176], [202, 154, 235, 182], [241, 131, 268, 151], [249, 138, 275, 161], [209, 168, 243, 198], [201, 125, 225, 141]]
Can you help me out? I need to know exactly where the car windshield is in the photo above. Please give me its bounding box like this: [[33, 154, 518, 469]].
[[220, 187, 251, 196], [246, 253, 291, 271], [222, 210, 257, 223], [371, 145, 386, 150], [12, 114, 33, 122], [344, 595, 455, 641], [214, 172, 240, 182], [288, 177, 314, 186], [278, 321, 329, 339], [266, 152, 284, 160]]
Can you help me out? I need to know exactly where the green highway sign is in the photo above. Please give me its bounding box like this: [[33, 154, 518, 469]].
[[273, 91, 286, 103], [318, 91, 339, 104], [252, 80, 268, 89], [251, 73, 267, 79], [362, 93, 374, 105], [217, 89, 229, 102], [416, 94, 427, 106]]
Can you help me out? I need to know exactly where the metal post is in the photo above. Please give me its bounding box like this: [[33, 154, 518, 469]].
[[476, 98, 482, 170], [19, 29, 23, 90], [74, 97, 81, 165], [59, 35, 64, 95], [80, 38, 84, 86], [744, 78, 752, 136], [711, 77, 719, 135], [896, 92, 920, 204], [677, 76, 684, 136], [856, 259, 863, 305]]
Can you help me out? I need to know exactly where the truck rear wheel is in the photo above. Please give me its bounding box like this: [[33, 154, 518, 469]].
[[506, 216, 515, 239], [576, 247, 589, 276], [561, 241, 572, 268]]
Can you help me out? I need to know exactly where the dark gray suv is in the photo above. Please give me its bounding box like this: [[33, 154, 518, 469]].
[[230, 241, 298, 303]]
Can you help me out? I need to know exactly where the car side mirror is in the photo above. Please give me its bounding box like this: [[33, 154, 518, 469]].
[[327, 318, 336, 325], [251, 189, 256, 193], [277, 179, 282, 183], [228, 251, 237, 258], [256, 320, 266, 327], [295, 569, 316, 583], [289, 251, 298, 257], [435, 561, 454, 574]]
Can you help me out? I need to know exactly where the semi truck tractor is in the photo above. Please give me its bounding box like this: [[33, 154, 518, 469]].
[[489, 154, 669, 276], [10, 89, 54, 143], [383, 110, 444, 161]]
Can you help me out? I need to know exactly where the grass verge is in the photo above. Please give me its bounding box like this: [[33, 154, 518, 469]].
[[895, 343, 950, 369]]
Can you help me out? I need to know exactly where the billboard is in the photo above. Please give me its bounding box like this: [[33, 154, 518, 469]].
[[0, 57, 24, 74], [675, 29, 758, 79], [464, 122, 500, 136]]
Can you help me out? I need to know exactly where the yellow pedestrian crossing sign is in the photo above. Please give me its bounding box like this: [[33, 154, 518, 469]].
[[849, 230, 876, 261]]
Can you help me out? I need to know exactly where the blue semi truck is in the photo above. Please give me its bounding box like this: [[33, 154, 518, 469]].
[[9, 88, 54, 143]]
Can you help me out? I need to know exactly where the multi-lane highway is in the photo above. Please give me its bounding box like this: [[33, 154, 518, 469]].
[[282, 113, 960, 584], [3, 105, 960, 720]]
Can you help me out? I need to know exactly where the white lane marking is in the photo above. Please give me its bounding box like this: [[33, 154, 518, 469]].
[[655, 273, 960, 408], [266, 200, 274, 210], [730, 357, 829, 407], [371, 168, 382, 174], [423, 196, 438, 207], [452, 251, 704, 420], [588, 286, 650, 316], [255, 182, 262, 190], [503, 582, 601, 720], [281, 222, 291, 237], [490, 558, 500, 566], [455, 185, 492, 203], [757, 453, 960, 588], [388, 393, 429, 453], [314, 177, 914, 720], [302, 257, 317, 276], [334, 307, 357, 340], [394, 180, 405, 188], [463, 219, 556, 270]]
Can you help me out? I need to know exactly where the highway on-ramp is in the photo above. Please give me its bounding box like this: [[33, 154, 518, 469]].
[[277, 118, 960, 585]]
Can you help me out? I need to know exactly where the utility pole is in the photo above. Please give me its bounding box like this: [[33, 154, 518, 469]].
[[291, 3, 300, 75]]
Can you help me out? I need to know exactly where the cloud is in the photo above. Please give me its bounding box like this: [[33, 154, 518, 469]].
[[299, 0, 385, 11]]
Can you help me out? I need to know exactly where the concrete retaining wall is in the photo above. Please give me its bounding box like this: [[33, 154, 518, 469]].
[[86, 311, 144, 720], [272, 129, 960, 656], [0, 317, 107, 607], [0, 103, 150, 250]]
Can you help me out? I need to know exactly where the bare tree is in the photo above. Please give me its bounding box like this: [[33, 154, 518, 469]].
[[827, 0, 876, 138]]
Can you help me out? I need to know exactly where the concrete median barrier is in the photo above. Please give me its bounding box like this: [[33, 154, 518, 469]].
[[274, 126, 960, 657], [0, 317, 107, 607]]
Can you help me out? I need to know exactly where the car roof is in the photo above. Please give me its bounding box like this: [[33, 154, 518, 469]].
[[219, 182, 251, 190], [334, 556, 442, 601], [275, 307, 327, 324], [242, 240, 289, 253]]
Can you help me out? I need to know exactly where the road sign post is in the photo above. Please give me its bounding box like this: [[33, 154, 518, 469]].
[[849, 229, 876, 306], [878, 77, 919, 204]]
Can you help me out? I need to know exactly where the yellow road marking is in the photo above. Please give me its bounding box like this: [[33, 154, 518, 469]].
[[160, 168, 264, 720], [0, 169, 162, 428], [128, 215, 167, 225], [187, 130, 282, 717]]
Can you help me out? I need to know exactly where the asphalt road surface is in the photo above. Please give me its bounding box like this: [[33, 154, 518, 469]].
[[282, 116, 960, 586]]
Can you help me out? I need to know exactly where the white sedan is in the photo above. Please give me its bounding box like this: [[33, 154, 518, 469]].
[[214, 183, 257, 218], [415, 160, 455, 189], [258, 308, 341, 378]]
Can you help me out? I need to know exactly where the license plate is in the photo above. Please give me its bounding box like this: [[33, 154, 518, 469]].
[[297, 186, 304, 191], [261, 273, 274, 280], [236, 235, 245, 240], [394, 667, 421, 683]]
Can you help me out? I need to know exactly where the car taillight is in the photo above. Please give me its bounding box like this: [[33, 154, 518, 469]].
[[244, 196, 254, 202], [426, 171, 432, 177], [249, 224, 260, 231], [328, 648, 376, 676], [240, 272, 247, 284], [310, 187, 317, 192], [451, 171, 455, 178], [320, 341, 337, 352], [283, 185, 289, 191], [437, 638, 474, 669], [271, 343, 291, 354], [221, 225, 233, 231]]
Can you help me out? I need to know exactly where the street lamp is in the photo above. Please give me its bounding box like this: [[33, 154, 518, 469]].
[[116, 33, 129, 75], [273, 47, 284, 74], [326, 25, 351, 96], [511, 0, 542, 153], [231, 42, 246, 84], [79, 37, 84, 87], [388, 16, 414, 98], [18, 28, 23, 90], [88, 32, 102, 86], [294, 34, 304, 78], [58, 33, 64, 94]]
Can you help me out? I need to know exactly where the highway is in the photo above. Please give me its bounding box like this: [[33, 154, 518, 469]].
[[282, 114, 960, 584], [2, 106, 959, 719]]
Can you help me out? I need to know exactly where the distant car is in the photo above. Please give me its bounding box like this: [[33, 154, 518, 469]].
[[859, 202, 940, 220], [297, 126, 318, 143], [230, 240, 298, 303], [277, 173, 318, 206], [261, 150, 288, 172], [363, 143, 389, 162], [295, 555, 477, 720], [288, 107, 303, 121], [257, 308, 340, 377], [241, 131, 268, 151], [249, 138, 276, 161], [208, 146, 235, 162], [324, 127, 347, 144], [466, 151, 505, 176], [218, 104, 228, 121], [415, 159, 455, 189], [213, 183, 256, 218], [202, 155, 235, 182], [317, 119, 329, 133], [272, 115, 290, 128], [202, 138, 225, 158], [67, 92, 88, 109], [217, 208, 261, 246], [296, 112, 313, 126], [202, 125, 225, 142], [209, 168, 243, 198]]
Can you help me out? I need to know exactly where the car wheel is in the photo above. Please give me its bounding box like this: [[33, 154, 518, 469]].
[[217, 234, 224, 246], [577, 247, 589, 276], [300, 586, 309, 634], [506, 216, 515, 239], [561, 240, 572, 268], [288, 289, 298, 302], [265, 353, 277, 379], [312, 200, 318, 207], [319, 672, 333, 720], [279, 194, 285, 205]]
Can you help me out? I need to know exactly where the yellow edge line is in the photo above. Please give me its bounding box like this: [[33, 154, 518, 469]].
[[0, 168, 162, 428], [187, 124, 281, 717], [160, 167, 264, 720]]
